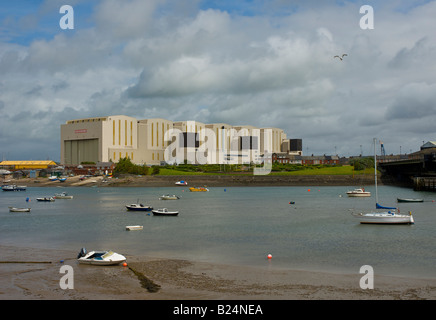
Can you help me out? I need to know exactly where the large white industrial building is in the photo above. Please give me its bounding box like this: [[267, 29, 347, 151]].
[[60, 115, 300, 165]]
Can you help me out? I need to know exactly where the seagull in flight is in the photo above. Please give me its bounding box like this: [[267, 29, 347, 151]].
[[334, 53, 348, 61]]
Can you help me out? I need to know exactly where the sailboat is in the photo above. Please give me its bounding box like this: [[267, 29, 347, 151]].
[[352, 138, 414, 225]]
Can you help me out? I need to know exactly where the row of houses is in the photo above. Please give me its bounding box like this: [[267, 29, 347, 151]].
[[0, 161, 115, 177], [0, 155, 341, 177]]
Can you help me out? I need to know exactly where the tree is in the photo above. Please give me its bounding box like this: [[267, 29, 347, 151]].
[[114, 157, 149, 175]]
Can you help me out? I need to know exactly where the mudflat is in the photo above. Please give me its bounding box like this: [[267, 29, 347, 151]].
[[1, 245, 435, 300]]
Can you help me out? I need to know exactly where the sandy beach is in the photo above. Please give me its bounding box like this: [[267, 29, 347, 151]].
[[1, 245, 435, 301]]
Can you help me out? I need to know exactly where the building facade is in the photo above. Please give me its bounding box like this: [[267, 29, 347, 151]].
[[60, 115, 296, 166]]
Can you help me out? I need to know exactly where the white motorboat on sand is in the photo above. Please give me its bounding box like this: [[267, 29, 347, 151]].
[[77, 248, 126, 265]]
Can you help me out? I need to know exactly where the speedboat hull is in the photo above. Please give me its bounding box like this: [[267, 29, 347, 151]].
[[77, 249, 126, 265]]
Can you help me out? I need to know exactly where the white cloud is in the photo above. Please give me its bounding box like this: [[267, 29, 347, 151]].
[[1, 0, 436, 160]]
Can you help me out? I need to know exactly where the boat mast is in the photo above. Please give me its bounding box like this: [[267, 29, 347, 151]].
[[374, 137, 378, 205]]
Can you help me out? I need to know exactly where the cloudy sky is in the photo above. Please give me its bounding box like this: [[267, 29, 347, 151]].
[[1, 0, 435, 162]]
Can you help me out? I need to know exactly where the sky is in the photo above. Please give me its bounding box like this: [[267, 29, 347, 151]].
[[1, 0, 436, 162]]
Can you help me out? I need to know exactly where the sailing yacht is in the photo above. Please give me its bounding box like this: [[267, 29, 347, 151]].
[[352, 138, 414, 225]]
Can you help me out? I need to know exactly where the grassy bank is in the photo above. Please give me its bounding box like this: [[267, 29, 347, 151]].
[[155, 165, 375, 176]]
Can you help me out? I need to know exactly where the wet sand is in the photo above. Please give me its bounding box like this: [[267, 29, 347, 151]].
[[1, 245, 435, 300]]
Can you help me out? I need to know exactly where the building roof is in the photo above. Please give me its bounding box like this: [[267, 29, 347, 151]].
[[421, 141, 436, 149], [0, 161, 57, 166]]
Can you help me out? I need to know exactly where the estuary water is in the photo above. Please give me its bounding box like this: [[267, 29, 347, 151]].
[[1, 185, 435, 278]]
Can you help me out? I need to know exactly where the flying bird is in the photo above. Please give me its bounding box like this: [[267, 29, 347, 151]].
[[334, 54, 348, 61]]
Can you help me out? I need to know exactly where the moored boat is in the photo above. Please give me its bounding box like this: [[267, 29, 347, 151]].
[[397, 198, 424, 203], [1, 185, 16, 191], [189, 187, 209, 192], [351, 138, 414, 225], [159, 194, 180, 200], [346, 188, 370, 197], [175, 180, 188, 186], [1, 185, 26, 191], [54, 192, 73, 199], [352, 211, 414, 224], [126, 203, 153, 211], [126, 225, 143, 231], [9, 207, 31, 212], [152, 208, 179, 216], [77, 248, 126, 265], [36, 197, 55, 202]]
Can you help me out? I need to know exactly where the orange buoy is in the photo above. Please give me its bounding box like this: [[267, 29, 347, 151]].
[[122, 262, 127, 267]]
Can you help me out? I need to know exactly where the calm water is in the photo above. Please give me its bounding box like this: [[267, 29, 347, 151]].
[[1, 185, 435, 278]]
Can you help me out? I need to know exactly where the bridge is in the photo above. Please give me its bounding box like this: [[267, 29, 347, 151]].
[[379, 152, 436, 190]]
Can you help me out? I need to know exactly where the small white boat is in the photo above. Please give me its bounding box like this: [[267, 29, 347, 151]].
[[347, 188, 371, 197], [36, 197, 55, 202], [175, 180, 188, 186], [77, 248, 126, 265], [9, 207, 31, 213], [126, 225, 143, 231], [54, 192, 73, 199], [48, 176, 58, 181], [152, 208, 179, 216], [159, 194, 180, 200]]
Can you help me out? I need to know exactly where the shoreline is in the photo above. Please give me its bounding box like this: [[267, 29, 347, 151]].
[[1, 245, 435, 300], [6, 174, 387, 188]]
